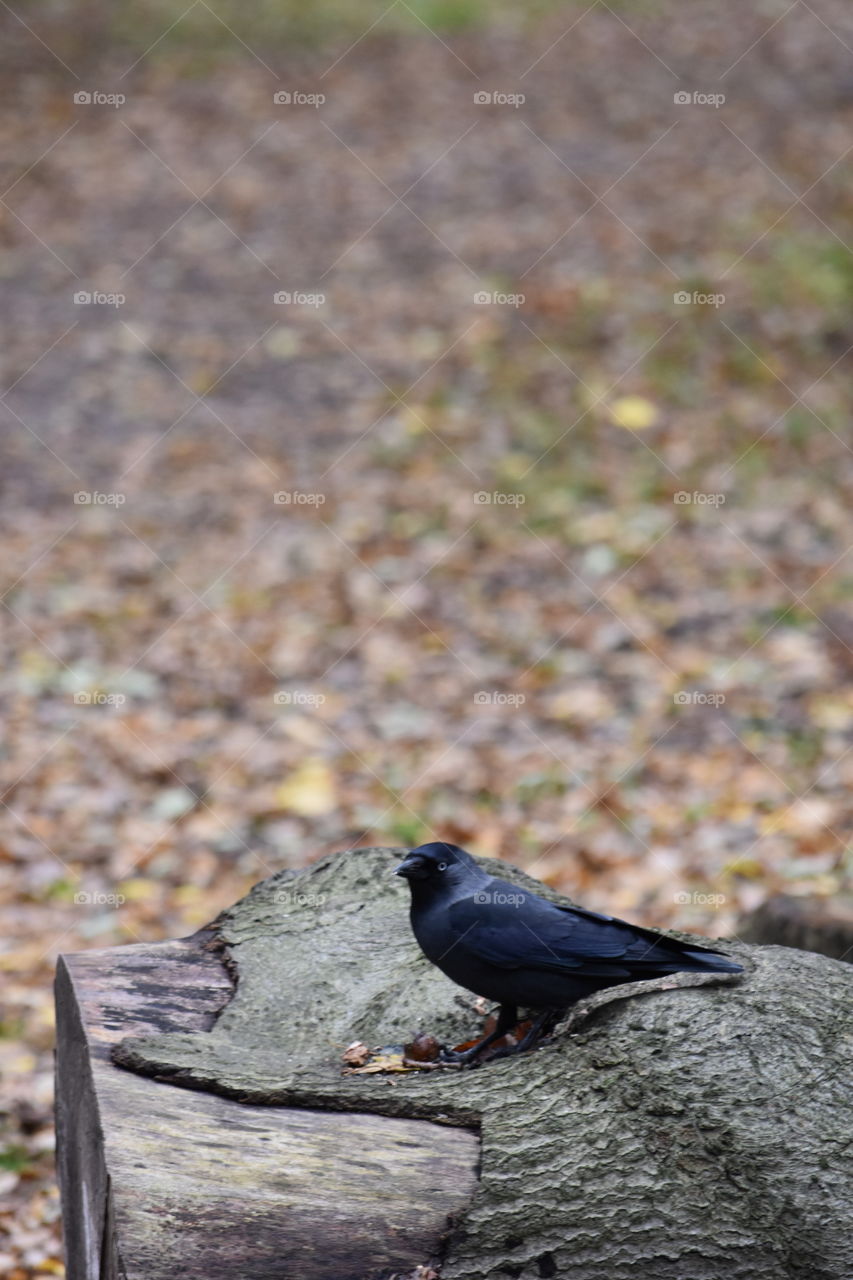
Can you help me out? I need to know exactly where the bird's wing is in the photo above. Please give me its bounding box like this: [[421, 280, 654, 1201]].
[[447, 890, 635, 976], [447, 883, 709, 977]]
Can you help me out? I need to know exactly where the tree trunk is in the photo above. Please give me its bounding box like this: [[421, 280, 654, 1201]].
[[60, 846, 853, 1280]]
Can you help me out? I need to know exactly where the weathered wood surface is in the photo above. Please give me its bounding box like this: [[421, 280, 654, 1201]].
[[109, 847, 853, 1280], [55, 928, 480, 1280]]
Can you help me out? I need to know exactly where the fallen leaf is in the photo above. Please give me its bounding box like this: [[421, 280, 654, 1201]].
[[609, 395, 658, 430], [341, 1040, 370, 1067], [275, 759, 337, 816], [343, 1051, 413, 1074]]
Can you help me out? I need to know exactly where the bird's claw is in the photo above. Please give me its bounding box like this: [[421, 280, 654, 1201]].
[[438, 1043, 487, 1067]]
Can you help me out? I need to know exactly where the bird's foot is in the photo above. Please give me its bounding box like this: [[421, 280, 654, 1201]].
[[445, 1009, 561, 1065], [435, 1004, 562, 1068], [437, 1041, 491, 1067]]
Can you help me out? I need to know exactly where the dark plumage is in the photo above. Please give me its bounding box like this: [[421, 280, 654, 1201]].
[[395, 841, 743, 1062]]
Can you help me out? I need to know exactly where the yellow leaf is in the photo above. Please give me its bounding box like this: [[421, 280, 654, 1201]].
[[173, 884, 203, 905], [180, 901, 217, 927], [116, 877, 156, 902], [342, 1050, 437, 1075], [276, 758, 337, 816], [404, 405, 430, 435], [729, 856, 766, 878], [497, 452, 531, 479], [609, 395, 658, 430], [263, 326, 301, 359], [5, 1051, 37, 1073]]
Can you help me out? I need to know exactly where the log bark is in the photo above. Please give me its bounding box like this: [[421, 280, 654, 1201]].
[[738, 893, 853, 962], [55, 929, 479, 1280], [60, 846, 853, 1280]]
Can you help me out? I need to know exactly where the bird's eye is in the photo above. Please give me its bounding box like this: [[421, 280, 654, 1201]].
[[438, 862, 447, 871]]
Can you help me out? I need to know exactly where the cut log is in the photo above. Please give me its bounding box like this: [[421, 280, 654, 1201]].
[[738, 893, 853, 962], [58, 846, 853, 1280], [55, 929, 479, 1280]]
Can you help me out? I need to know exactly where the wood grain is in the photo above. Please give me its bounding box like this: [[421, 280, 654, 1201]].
[[56, 930, 480, 1280]]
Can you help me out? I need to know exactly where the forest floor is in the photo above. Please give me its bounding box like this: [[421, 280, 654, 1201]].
[[2, 0, 853, 1271]]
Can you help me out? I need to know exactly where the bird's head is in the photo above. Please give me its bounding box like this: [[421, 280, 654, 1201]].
[[394, 841, 481, 893]]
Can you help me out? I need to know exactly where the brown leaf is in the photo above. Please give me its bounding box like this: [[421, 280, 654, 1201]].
[[341, 1040, 370, 1067]]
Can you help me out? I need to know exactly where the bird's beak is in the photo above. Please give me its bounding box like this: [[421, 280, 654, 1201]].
[[394, 854, 428, 881]]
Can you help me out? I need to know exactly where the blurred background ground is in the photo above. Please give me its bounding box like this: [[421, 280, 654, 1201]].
[[2, 0, 853, 1271]]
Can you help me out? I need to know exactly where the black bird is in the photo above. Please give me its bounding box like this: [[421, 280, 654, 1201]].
[[395, 841, 743, 1063]]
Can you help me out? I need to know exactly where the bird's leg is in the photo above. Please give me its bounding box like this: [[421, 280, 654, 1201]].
[[440, 1003, 518, 1065], [481, 1007, 561, 1062], [514, 1007, 560, 1052]]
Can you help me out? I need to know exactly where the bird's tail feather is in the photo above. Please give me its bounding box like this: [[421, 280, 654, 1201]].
[[627, 935, 743, 974], [678, 948, 743, 973], [626, 921, 744, 974]]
